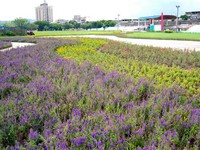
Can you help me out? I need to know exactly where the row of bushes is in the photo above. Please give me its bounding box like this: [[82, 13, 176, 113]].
[[0, 28, 27, 36]]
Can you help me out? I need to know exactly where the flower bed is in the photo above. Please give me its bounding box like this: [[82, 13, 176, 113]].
[[57, 38, 200, 96], [99, 40, 200, 69], [0, 41, 12, 50], [0, 37, 199, 149]]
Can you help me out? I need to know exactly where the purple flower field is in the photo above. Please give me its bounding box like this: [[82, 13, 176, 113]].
[[0, 37, 199, 149]]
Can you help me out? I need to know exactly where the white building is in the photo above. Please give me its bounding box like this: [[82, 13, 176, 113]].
[[186, 11, 200, 20], [35, 1, 53, 22], [73, 15, 86, 23], [56, 19, 68, 24]]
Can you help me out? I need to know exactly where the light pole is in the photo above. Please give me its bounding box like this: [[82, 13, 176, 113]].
[[176, 5, 180, 32], [117, 14, 120, 30]]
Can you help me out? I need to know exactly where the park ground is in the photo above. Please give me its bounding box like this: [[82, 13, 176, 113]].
[[33, 30, 200, 41]]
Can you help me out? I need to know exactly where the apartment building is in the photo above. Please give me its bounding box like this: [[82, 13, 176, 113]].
[[35, 1, 53, 22]]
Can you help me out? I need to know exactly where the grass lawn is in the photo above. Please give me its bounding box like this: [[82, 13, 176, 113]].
[[34, 30, 200, 41], [125, 31, 200, 41], [34, 30, 120, 37]]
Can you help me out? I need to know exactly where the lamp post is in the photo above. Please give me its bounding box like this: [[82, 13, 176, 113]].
[[117, 14, 120, 30], [176, 5, 180, 32]]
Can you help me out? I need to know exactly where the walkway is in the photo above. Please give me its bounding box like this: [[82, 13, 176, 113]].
[[67, 35, 200, 51], [0, 42, 35, 52]]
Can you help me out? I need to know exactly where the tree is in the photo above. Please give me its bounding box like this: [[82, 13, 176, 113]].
[[91, 21, 102, 29], [12, 18, 30, 35], [26, 23, 38, 31], [44, 25, 49, 31], [12, 18, 30, 28], [1, 21, 15, 27], [69, 20, 80, 29], [49, 23, 62, 31], [180, 14, 189, 20], [100, 20, 116, 30], [106, 20, 116, 27], [80, 22, 92, 30], [63, 22, 73, 30], [34, 21, 50, 31]]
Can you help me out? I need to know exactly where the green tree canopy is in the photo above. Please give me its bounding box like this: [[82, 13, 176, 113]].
[[1, 21, 15, 27], [12, 18, 30, 28], [49, 23, 62, 31], [180, 14, 189, 20], [63, 22, 73, 30], [34, 21, 50, 31], [80, 22, 92, 30], [69, 20, 80, 29], [101, 20, 116, 29]]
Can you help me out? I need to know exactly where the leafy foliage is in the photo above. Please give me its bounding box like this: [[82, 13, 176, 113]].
[[180, 14, 189, 20], [164, 30, 173, 33], [34, 21, 50, 31]]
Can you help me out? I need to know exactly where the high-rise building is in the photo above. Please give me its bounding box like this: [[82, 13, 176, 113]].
[[35, 0, 53, 22]]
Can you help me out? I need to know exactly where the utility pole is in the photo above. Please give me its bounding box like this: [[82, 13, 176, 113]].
[[117, 14, 120, 30], [176, 5, 180, 32]]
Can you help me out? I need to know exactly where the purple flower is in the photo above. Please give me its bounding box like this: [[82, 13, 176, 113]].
[[44, 129, 51, 139], [96, 141, 102, 147], [72, 108, 82, 118], [110, 142, 114, 147], [164, 130, 171, 136], [117, 139, 124, 144], [73, 137, 86, 147], [92, 131, 98, 138], [87, 142, 91, 148], [160, 118, 168, 128], [29, 128, 38, 140], [61, 142, 67, 148], [56, 142, 60, 148]]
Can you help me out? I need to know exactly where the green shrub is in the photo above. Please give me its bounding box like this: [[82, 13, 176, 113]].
[[4, 30, 16, 36], [0, 124, 17, 148], [164, 30, 173, 33]]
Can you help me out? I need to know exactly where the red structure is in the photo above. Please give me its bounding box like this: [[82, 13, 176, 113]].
[[138, 14, 177, 31], [161, 12, 164, 31]]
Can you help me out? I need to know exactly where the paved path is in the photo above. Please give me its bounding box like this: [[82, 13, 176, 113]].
[[67, 35, 200, 51], [0, 42, 35, 52]]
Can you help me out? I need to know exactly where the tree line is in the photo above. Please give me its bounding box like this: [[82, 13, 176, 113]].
[[0, 18, 117, 35]]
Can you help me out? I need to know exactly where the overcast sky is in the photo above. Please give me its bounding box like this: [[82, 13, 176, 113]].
[[0, 0, 199, 21]]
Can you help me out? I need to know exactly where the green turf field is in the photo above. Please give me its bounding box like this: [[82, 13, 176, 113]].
[[34, 30, 120, 36], [125, 31, 200, 41], [33, 30, 200, 41]]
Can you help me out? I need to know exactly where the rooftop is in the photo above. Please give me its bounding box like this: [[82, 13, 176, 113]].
[[138, 15, 177, 20]]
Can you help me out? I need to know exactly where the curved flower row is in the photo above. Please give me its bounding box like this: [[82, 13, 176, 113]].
[[0, 41, 12, 50], [99, 40, 200, 69], [57, 38, 200, 96]]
